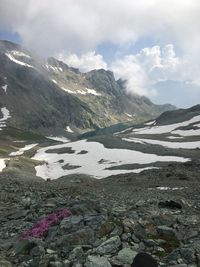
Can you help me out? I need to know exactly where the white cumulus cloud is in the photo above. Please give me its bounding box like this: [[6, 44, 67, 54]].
[[110, 44, 196, 97], [58, 51, 107, 73]]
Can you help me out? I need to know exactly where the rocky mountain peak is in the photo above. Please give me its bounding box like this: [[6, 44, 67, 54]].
[[47, 57, 80, 74]]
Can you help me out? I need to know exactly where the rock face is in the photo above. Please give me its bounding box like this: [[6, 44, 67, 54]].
[[0, 40, 175, 134]]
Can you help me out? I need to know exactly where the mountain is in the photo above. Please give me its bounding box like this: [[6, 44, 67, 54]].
[[0, 40, 175, 135]]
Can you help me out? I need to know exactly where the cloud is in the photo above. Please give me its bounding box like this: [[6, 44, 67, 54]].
[[59, 44, 200, 101], [1, 0, 200, 107], [0, 0, 200, 59], [110, 44, 200, 99], [58, 51, 107, 72]]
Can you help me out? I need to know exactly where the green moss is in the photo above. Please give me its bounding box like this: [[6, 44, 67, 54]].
[[147, 234, 180, 258]]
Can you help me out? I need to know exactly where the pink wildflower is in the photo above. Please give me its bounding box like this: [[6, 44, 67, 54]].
[[20, 209, 72, 240]]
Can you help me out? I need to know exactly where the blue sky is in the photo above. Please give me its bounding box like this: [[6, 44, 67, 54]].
[[0, 0, 200, 108], [0, 31, 21, 43]]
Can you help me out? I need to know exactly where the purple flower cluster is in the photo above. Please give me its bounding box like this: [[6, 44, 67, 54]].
[[20, 209, 72, 240]]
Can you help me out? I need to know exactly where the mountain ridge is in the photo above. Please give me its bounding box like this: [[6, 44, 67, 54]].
[[0, 40, 175, 134]]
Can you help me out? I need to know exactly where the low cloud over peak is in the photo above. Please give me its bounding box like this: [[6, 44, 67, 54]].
[[0, 0, 200, 107]]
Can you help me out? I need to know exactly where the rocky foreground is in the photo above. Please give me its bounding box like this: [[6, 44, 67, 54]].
[[1, 161, 200, 267]]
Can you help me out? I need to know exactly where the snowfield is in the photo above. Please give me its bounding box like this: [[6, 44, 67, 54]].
[[131, 115, 200, 135], [33, 139, 188, 180], [122, 137, 200, 149]]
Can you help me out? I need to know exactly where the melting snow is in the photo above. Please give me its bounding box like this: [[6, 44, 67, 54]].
[[85, 88, 101, 96], [123, 137, 200, 149], [172, 128, 200, 137], [46, 136, 70, 143], [132, 115, 200, 135], [46, 64, 63, 72], [11, 50, 31, 58], [125, 113, 135, 118], [61, 87, 77, 94], [0, 159, 6, 172], [60, 87, 101, 96], [65, 126, 74, 133], [0, 107, 11, 130], [5, 53, 33, 68], [155, 187, 186, 191], [33, 139, 188, 180], [167, 136, 184, 139], [145, 120, 156, 126], [2, 84, 7, 93], [10, 144, 38, 156], [51, 79, 58, 84]]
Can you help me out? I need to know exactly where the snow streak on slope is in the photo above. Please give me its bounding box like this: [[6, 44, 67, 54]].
[[10, 144, 38, 156], [33, 139, 188, 180], [0, 107, 11, 130], [123, 137, 200, 149], [5, 53, 33, 68]]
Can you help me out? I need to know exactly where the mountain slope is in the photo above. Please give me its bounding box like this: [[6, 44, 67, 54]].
[[0, 40, 175, 134]]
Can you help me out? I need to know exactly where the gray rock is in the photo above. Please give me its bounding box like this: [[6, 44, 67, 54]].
[[116, 248, 137, 264], [0, 259, 12, 267], [69, 246, 84, 261], [95, 236, 121, 255], [157, 225, 175, 237], [49, 262, 63, 267], [144, 239, 158, 247], [180, 247, 196, 264], [86, 255, 111, 267], [63, 260, 71, 267]]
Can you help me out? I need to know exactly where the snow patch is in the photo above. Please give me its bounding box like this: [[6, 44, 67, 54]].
[[145, 120, 156, 126], [167, 136, 184, 139], [0, 159, 6, 172], [172, 128, 200, 137], [132, 115, 200, 135], [123, 137, 200, 149], [46, 64, 63, 72], [61, 87, 77, 94], [85, 88, 101, 96], [156, 186, 185, 191], [46, 136, 70, 143], [65, 126, 74, 133], [10, 144, 38, 156], [51, 79, 58, 84], [33, 139, 188, 180], [11, 50, 31, 58], [0, 107, 11, 130], [125, 113, 135, 118], [2, 84, 7, 93]]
